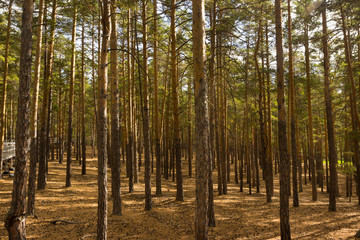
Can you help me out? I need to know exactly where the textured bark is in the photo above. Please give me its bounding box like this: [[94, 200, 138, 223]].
[[4, 0, 33, 238], [193, 0, 209, 237], [110, 0, 122, 215], [0, 0, 14, 179], [97, 0, 110, 238], [287, 0, 299, 207], [65, 3, 77, 188], [142, 0, 152, 211], [275, 0, 291, 238], [321, 1, 337, 212], [154, 0, 162, 196], [171, 0, 184, 201]]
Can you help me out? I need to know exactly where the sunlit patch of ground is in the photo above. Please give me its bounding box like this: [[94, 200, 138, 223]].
[[1, 148, 359, 239]]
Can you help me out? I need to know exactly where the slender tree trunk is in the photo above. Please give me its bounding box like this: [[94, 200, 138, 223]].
[[127, 9, 134, 192], [26, 0, 43, 208], [4, 0, 33, 237], [154, 0, 162, 196], [340, 5, 360, 205], [275, 0, 291, 238], [188, 80, 192, 178], [265, 21, 274, 195], [304, 21, 317, 201], [81, 21, 86, 175], [193, 0, 209, 237], [142, 0, 152, 210], [321, 1, 337, 212], [38, 0, 57, 190], [110, 0, 121, 215], [97, 0, 110, 238], [288, 0, 299, 207], [171, 0, 184, 201], [65, 3, 77, 188]]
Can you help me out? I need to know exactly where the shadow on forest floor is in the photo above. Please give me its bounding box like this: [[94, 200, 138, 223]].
[[1, 148, 360, 239]]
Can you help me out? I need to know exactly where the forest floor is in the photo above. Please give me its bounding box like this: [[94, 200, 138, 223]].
[[1, 149, 360, 240]]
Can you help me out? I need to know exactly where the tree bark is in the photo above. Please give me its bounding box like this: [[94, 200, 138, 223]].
[[193, 0, 209, 237], [287, 0, 299, 207], [97, 0, 110, 238], [171, 0, 184, 201], [275, 0, 291, 238], [81, 20, 86, 175], [321, 1, 337, 212], [142, 0, 152, 210], [26, 0, 44, 213], [110, 0, 122, 215], [65, 3, 77, 188], [153, 0, 162, 196], [4, 0, 33, 238]]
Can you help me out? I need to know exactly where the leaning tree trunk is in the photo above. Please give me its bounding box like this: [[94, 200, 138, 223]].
[[275, 0, 291, 238], [4, 0, 33, 238], [97, 0, 110, 238], [193, 0, 209, 237]]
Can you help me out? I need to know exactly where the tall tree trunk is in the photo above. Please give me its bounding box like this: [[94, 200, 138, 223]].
[[27, 0, 44, 213], [287, 0, 299, 207], [321, 1, 337, 212], [38, 0, 57, 190], [275, 0, 291, 238], [340, 4, 360, 205], [265, 21, 274, 195], [0, 0, 14, 179], [171, 0, 184, 201], [154, 0, 162, 196], [142, 0, 152, 210], [110, 0, 122, 215], [193, 0, 209, 237], [127, 9, 134, 192], [304, 20, 317, 201], [65, 3, 77, 188], [81, 21, 86, 175], [97, 0, 110, 238], [4, 0, 33, 237]]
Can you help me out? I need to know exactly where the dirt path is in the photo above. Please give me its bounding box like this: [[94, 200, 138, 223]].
[[1, 152, 359, 239]]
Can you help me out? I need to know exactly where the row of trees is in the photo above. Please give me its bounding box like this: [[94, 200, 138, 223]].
[[1, 0, 360, 239]]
